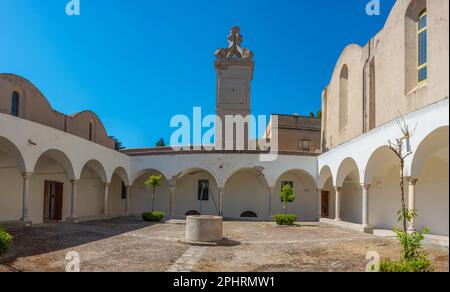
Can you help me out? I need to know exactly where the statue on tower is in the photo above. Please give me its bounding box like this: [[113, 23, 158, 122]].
[[215, 26, 254, 61]]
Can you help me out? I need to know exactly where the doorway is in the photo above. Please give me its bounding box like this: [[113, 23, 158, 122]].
[[44, 181, 64, 222], [321, 191, 330, 218]]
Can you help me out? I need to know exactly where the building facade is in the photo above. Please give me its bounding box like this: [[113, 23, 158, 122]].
[[0, 0, 448, 244]]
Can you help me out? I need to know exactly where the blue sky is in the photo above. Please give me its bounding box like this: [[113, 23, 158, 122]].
[[0, 0, 395, 148]]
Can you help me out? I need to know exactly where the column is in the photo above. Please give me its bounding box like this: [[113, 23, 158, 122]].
[[268, 187, 275, 220], [335, 187, 342, 221], [21, 172, 32, 222], [407, 177, 419, 232], [318, 188, 322, 220], [103, 182, 110, 216], [169, 185, 176, 218], [218, 188, 224, 217], [361, 184, 373, 233], [125, 185, 131, 216], [69, 179, 79, 222]]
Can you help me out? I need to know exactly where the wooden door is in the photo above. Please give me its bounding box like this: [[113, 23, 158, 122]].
[[44, 181, 64, 222], [54, 182, 64, 221], [321, 191, 329, 218]]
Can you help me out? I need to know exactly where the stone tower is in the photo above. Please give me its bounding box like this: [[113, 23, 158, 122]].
[[214, 26, 254, 150]]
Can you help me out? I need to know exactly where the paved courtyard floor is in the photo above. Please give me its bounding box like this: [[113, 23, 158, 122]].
[[0, 217, 448, 272]]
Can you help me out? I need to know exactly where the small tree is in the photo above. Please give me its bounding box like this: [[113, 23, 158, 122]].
[[281, 183, 296, 214], [156, 138, 166, 147], [145, 175, 162, 212], [387, 117, 415, 232], [381, 118, 432, 272], [111, 136, 125, 151]]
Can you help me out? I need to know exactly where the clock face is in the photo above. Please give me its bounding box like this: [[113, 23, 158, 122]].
[[218, 78, 248, 105]]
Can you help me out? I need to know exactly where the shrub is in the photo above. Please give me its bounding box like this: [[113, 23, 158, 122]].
[[380, 257, 433, 273], [142, 211, 165, 222], [394, 227, 429, 261], [273, 214, 297, 226], [0, 228, 13, 256]]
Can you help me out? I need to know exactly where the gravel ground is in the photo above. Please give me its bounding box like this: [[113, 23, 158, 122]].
[[0, 218, 448, 272]]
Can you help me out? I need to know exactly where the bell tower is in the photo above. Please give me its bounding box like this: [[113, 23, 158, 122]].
[[214, 26, 254, 149]]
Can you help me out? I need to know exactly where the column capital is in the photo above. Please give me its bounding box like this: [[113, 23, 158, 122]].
[[22, 172, 33, 179], [334, 186, 342, 192], [104, 182, 111, 187], [406, 177, 419, 185], [361, 183, 371, 190]]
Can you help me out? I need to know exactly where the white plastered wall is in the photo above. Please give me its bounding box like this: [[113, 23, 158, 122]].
[[223, 170, 269, 220]]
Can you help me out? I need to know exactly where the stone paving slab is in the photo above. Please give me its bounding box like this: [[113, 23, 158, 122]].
[[0, 218, 448, 272]]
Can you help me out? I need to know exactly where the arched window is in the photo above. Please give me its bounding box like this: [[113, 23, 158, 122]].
[[339, 65, 349, 131], [417, 10, 427, 84], [11, 91, 20, 116], [89, 122, 94, 141], [405, 0, 427, 92]]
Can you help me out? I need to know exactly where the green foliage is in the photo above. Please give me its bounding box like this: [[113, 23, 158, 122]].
[[380, 257, 433, 272], [156, 138, 166, 147], [0, 228, 13, 255], [397, 209, 417, 226], [380, 207, 434, 272], [316, 111, 322, 119], [281, 184, 296, 214], [142, 211, 165, 222], [394, 227, 429, 261], [145, 175, 162, 212], [273, 214, 297, 226], [145, 175, 162, 189]]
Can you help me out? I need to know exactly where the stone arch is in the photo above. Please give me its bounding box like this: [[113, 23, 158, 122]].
[[364, 146, 398, 184], [410, 126, 449, 236], [411, 126, 449, 178], [0, 136, 27, 221], [222, 167, 270, 220], [80, 159, 108, 183], [110, 167, 130, 186], [174, 167, 221, 217], [130, 168, 170, 215], [177, 167, 220, 189], [0, 136, 26, 173], [364, 145, 402, 231], [33, 149, 76, 180], [336, 157, 360, 187], [76, 159, 109, 218], [273, 169, 318, 221], [319, 165, 333, 189], [30, 149, 77, 223], [336, 157, 362, 224]]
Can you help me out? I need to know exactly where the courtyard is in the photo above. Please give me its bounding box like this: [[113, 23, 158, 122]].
[[0, 217, 448, 272]]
